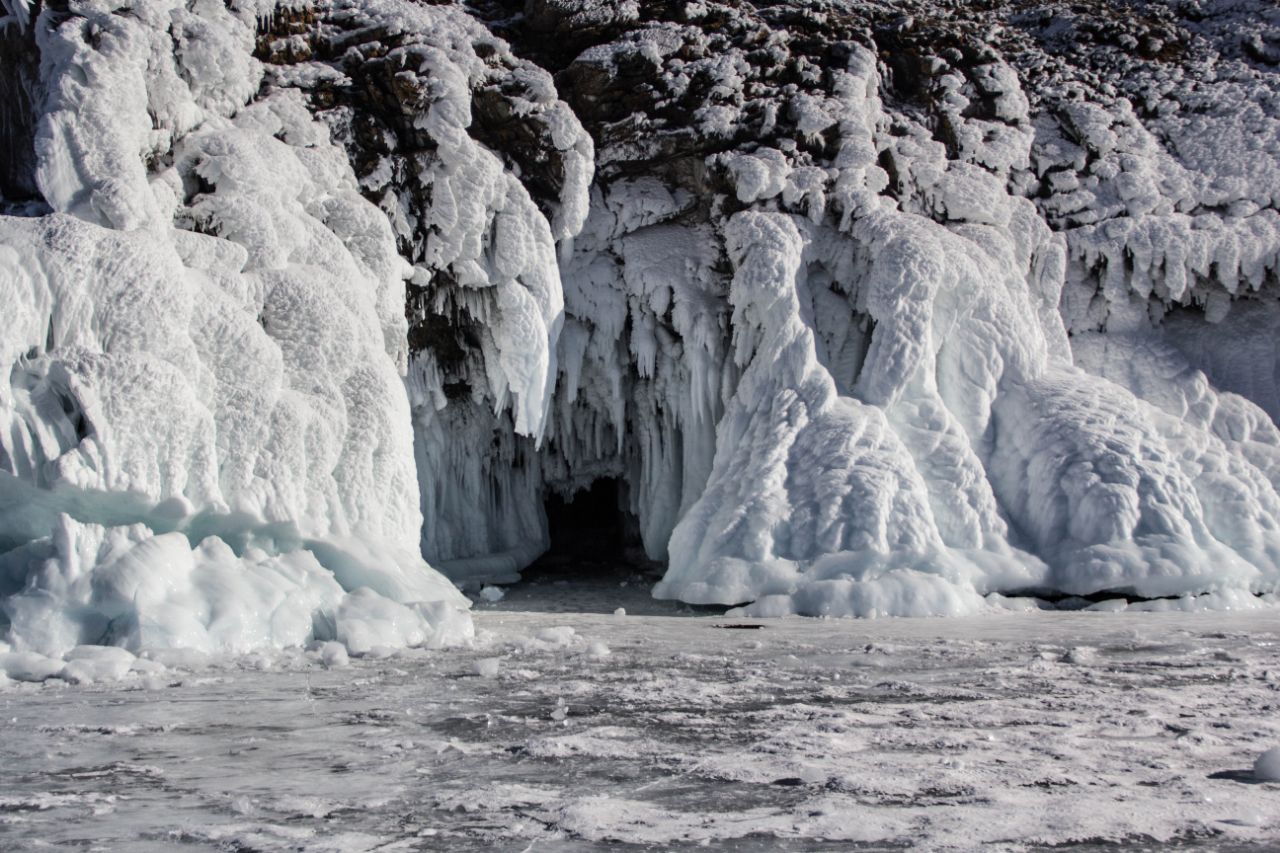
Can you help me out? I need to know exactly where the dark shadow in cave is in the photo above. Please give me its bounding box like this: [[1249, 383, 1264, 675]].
[[472, 477, 727, 616], [541, 477, 637, 566]]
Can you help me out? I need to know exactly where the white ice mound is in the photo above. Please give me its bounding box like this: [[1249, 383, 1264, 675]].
[[656, 211, 1046, 616], [0, 0, 469, 656], [612, 30, 1280, 616]]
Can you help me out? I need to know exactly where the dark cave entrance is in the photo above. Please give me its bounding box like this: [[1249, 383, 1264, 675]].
[[482, 477, 714, 616], [541, 477, 637, 566]]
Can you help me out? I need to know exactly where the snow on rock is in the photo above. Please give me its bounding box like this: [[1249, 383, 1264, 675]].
[[279, 0, 594, 582]]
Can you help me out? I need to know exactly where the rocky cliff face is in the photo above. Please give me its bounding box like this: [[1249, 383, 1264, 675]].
[[1, 0, 1279, 654]]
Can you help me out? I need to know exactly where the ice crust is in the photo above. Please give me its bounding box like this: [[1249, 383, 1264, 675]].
[[3, 0, 1280, 653]]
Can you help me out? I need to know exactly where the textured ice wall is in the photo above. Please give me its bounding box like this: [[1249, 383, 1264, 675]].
[[473, 1, 1280, 615], [263, 0, 595, 584], [0, 0, 469, 657]]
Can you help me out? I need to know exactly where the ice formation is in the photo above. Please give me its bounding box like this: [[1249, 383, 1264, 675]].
[[0, 0, 472, 659], [3, 0, 1280, 659]]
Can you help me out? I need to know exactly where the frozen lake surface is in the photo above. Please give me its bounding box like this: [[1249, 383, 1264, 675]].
[[3, 572, 1279, 851]]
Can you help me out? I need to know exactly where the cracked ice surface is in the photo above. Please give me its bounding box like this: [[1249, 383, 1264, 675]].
[[1, 607, 1279, 851]]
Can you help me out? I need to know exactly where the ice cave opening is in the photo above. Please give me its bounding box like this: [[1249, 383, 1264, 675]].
[[540, 478, 638, 569], [488, 476, 682, 614]]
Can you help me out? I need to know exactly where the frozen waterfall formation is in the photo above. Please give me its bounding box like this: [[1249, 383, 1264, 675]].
[[3, 0, 1280, 656]]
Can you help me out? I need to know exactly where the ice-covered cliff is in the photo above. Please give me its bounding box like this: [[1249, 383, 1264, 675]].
[[2, 0, 1279, 658], [0, 0, 481, 658]]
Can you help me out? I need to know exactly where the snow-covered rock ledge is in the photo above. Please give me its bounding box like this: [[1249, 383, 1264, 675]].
[[3, 0, 1280, 659]]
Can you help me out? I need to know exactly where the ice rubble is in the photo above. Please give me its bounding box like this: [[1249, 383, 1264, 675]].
[[3, 0, 1280, 658], [0, 0, 471, 662], [1256, 747, 1280, 782]]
